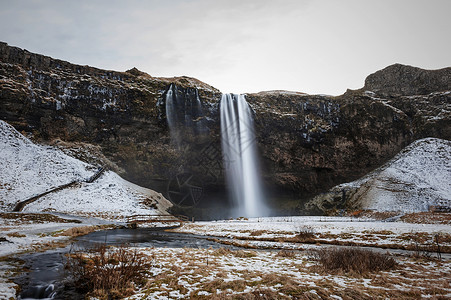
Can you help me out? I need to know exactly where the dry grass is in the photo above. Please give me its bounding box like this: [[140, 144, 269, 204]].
[[6, 232, 26, 238], [132, 247, 451, 299], [57, 225, 113, 237], [212, 247, 232, 256], [361, 230, 394, 235], [65, 243, 151, 299], [233, 250, 257, 258], [401, 212, 451, 224], [292, 226, 316, 242], [350, 210, 399, 220], [276, 249, 296, 258], [310, 247, 397, 274], [250, 230, 266, 236], [0, 212, 82, 224]]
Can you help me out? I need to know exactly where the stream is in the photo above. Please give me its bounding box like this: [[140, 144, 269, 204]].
[[15, 228, 240, 300]]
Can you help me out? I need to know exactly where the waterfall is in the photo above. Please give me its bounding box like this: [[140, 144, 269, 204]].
[[220, 94, 267, 217], [165, 85, 180, 147], [165, 84, 206, 148]]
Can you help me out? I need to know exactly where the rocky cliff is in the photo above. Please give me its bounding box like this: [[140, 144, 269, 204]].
[[1, 42, 450, 216]]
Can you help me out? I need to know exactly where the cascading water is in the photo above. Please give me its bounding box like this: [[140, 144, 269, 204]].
[[220, 94, 268, 217], [165, 84, 180, 147], [165, 84, 206, 148]]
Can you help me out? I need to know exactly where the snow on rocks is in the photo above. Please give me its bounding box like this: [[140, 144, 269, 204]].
[[307, 138, 451, 213]]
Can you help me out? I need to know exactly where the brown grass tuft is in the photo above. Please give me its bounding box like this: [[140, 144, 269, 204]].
[[212, 247, 232, 256], [250, 230, 266, 236], [65, 243, 151, 299], [276, 249, 296, 258], [6, 232, 26, 238], [58, 225, 114, 237], [233, 250, 257, 258], [310, 247, 397, 274]]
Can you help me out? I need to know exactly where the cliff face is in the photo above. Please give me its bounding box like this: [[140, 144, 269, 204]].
[[1, 42, 450, 215], [0, 42, 223, 199], [364, 64, 451, 97]]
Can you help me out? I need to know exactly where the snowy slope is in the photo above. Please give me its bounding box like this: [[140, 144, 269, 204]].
[[0, 120, 171, 218], [308, 138, 451, 213], [0, 120, 92, 207]]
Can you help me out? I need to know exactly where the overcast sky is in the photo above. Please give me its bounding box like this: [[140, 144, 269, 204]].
[[1, 0, 450, 95]]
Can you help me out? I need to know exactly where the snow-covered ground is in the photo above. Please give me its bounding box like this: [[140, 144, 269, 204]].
[[0, 120, 91, 207], [0, 120, 172, 219], [308, 138, 451, 213], [22, 171, 172, 220], [126, 246, 451, 299], [1, 215, 450, 299], [173, 216, 451, 252]]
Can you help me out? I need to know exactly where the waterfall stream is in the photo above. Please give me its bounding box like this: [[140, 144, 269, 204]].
[[165, 84, 206, 148], [220, 94, 267, 217]]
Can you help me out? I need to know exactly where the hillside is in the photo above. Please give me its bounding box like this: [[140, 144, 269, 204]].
[[0, 120, 171, 219], [307, 138, 451, 213]]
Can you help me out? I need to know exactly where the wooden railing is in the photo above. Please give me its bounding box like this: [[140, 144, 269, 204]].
[[13, 181, 77, 212], [126, 214, 191, 226], [86, 167, 106, 183], [13, 166, 106, 212]]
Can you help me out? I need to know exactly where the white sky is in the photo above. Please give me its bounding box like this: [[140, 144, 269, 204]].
[[1, 0, 450, 95]]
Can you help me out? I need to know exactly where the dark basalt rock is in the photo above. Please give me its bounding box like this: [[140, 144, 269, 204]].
[[1, 42, 450, 216], [364, 63, 451, 97]]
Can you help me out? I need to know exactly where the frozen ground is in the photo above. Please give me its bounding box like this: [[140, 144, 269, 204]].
[[173, 216, 451, 252], [0, 120, 173, 298], [0, 214, 450, 299], [1, 119, 450, 298], [130, 215, 451, 298], [0, 120, 172, 220], [126, 246, 451, 299]]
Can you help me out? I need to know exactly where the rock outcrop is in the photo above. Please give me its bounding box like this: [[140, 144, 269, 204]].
[[364, 64, 451, 97], [1, 42, 450, 216]]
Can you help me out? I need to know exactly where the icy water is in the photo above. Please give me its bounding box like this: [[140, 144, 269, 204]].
[[16, 228, 238, 299]]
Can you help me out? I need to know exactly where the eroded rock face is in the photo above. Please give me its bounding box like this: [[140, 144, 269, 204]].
[[1, 42, 450, 215], [364, 63, 451, 97]]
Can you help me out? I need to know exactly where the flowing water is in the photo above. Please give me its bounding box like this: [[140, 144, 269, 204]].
[[165, 83, 206, 148], [16, 228, 238, 299], [220, 94, 268, 217]]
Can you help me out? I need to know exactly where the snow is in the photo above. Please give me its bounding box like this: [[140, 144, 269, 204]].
[[0, 212, 116, 298], [172, 216, 451, 254], [0, 120, 172, 219], [23, 171, 171, 220], [0, 120, 92, 207], [355, 138, 451, 212], [309, 138, 451, 213], [0, 262, 16, 300], [125, 245, 451, 299]]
